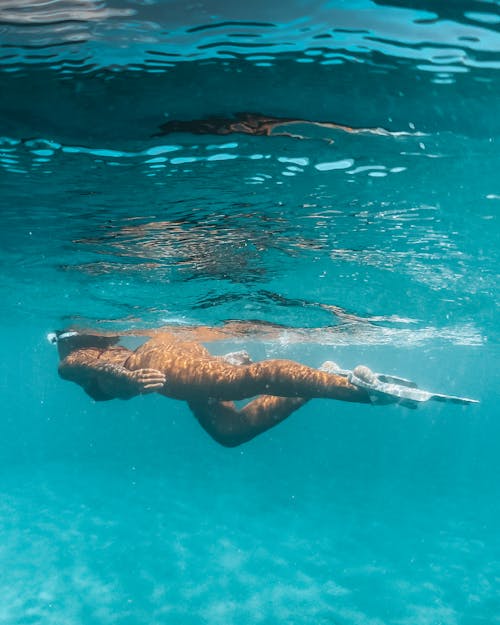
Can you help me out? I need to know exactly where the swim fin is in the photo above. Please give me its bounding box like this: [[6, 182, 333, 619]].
[[347, 365, 479, 408]]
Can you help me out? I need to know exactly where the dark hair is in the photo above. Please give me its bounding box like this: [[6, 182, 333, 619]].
[[53, 330, 120, 349]]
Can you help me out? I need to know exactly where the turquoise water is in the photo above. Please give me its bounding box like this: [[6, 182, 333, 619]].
[[1, 1, 499, 623]]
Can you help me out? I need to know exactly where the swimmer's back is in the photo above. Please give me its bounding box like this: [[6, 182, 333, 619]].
[[124, 334, 214, 372]]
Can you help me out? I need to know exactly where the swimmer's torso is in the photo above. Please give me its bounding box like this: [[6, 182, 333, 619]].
[[124, 334, 238, 400]]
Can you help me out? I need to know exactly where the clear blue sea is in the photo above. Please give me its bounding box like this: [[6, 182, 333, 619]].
[[0, 1, 499, 623]]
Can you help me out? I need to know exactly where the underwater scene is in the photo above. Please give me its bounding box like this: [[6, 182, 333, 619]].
[[0, 0, 499, 623]]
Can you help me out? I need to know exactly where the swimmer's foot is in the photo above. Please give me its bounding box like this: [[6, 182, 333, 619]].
[[222, 350, 253, 366], [352, 365, 377, 385], [319, 361, 350, 376], [349, 365, 406, 406], [319, 360, 341, 373]]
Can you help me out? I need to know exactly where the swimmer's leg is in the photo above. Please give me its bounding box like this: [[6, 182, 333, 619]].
[[200, 359, 370, 403], [188, 395, 309, 447], [156, 358, 370, 403]]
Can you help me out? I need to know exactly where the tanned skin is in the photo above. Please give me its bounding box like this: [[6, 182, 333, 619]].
[[56, 327, 370, 448]]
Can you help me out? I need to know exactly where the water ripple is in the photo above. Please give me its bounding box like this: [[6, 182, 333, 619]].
[[1, 1, 499, 74]]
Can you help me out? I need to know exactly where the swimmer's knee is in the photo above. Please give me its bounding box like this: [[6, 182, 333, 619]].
[[216, 436, 243, 448], [203, 425, 248, 448], [209, 429, 245, 448], [190, 402, 252, 447]]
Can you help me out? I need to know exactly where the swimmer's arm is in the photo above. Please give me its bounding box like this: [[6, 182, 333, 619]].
[[58, 352, 165, 400]]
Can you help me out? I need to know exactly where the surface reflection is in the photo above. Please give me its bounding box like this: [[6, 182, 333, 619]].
[[2, 0, 499, 73], [155, 112, 421, 140], [0, 0, 134, 24], [71, 215, 321, 283]]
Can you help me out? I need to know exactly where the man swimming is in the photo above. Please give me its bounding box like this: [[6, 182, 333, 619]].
[[50, 325, 477, 448]]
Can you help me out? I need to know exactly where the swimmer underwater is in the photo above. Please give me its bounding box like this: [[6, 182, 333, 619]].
[[49, 323, 478, 448]]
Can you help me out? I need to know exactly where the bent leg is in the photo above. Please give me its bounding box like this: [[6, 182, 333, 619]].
[[188, 395, 309, 447]]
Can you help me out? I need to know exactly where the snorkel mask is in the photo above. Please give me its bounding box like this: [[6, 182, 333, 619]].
[[47, 330, 79, 345]]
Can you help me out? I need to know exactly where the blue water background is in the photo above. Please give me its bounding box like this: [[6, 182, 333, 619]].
[[1, 1, 499, 623]]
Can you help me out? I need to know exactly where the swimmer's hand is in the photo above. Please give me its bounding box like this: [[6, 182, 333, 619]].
[[129, 368, 166, 394]]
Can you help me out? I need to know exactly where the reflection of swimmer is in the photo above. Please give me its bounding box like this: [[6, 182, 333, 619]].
[[50, 328, 372, 447], [72, 218, 310, 284], [155, 112, 419, 140]]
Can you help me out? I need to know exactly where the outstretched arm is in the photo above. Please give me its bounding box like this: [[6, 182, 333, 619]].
[[58, 348, 165, 400]]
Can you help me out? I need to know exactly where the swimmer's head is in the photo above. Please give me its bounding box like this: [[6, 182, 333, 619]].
[[48, 329, 120, 358]]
